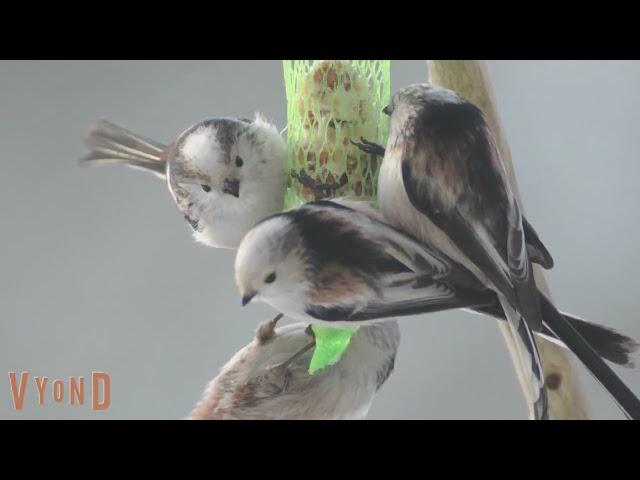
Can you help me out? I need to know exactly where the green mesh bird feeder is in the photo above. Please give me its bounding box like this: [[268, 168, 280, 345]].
[[283, 60, 390, 208], [282, 60, 391, 373]]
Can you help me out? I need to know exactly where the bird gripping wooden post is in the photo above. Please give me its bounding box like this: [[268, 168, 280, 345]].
[[426, 60, 590, 419]]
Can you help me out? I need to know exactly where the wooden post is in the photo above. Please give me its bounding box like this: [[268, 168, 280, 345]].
[[426, 60, 590, 419]]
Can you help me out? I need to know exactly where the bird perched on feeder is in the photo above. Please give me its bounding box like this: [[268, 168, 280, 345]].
[[188, 313, 399, 420], [369, 84, 551, 418], [234, 199, 640, 419], [348, 83, 640, 419], [80, 114, 286, 249]]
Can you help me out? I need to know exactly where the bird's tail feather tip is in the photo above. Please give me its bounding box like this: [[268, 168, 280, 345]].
[[588, 325, 638, 368], [554, 308, 639, 368], [617, 337, 639, 369], [77, 120, 167, 176], [78, 153, 106, 167]]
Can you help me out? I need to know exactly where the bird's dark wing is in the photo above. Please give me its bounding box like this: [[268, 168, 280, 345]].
[[401, 119, 546, 327], [303, 199, 496, 290], [294, 201, 496, 323], [305, 278, 496, 323], [523, 216, 554, 269], [498, 296, 548, 419], [297, 200, 454, 280], [400, 112, 548, 418], [350, 138, 554, 271]]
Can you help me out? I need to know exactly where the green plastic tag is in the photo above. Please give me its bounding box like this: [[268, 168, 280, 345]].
[[308, 324, 359, 374]]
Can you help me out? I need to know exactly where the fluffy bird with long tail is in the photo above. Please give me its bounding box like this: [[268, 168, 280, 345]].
[[350, 83, 640, 419], [80, 115, 286, 249], [235, 199, 639, 418]]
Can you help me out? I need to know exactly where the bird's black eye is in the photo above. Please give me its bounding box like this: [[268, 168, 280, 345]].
[[201, 184, 211, 193], [264, 272, 276, 284], [235, 156, 244, 168]]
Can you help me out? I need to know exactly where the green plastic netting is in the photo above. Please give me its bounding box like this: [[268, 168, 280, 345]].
[[283, 60, 391, 209], [282, 60, 391, 373]]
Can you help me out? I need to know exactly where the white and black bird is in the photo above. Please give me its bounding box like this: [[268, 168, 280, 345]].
[[81, 114, 286, 249], [235, 199, 640, 418], [352, 83, 640, 419]]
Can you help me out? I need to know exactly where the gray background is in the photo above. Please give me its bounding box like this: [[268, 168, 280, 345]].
[[2, 60, 639, 419]]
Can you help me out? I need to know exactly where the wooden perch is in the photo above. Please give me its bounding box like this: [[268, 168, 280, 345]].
[[426, 60, 589, 419]]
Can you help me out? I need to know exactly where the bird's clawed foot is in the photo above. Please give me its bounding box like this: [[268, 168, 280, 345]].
[[278, 337, 316, 371], [269, 326, 316, 372], [291, 169, 348, 201], [351, 137, 386, 157], [255, 313, 284, 345], [261, 334, 316, 395], [304, 324, 315, 338]]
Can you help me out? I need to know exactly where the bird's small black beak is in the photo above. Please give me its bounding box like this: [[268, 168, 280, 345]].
[[223, 178, 240, 198], [242, 291, 256, 306], [382, 105, 392, 116]]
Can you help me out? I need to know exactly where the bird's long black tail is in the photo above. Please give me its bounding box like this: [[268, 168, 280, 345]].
[[80, 120, 168, 177], [538, 293, 640, 419], [475, 294, 639, 417], [475, 299, 638, 367], [539, 304, 638, 368]]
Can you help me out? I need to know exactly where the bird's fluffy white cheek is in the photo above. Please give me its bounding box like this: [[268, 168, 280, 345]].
[[241, 177, 285, 214], [190, 194, 257, 249], [256, 276, 310, 319]]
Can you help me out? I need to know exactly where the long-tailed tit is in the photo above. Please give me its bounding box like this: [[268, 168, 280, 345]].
[[188, 314, 399, 419], [81, 114, 286, 249], [368, 83, 640, 419], [235, 199, 640, 418]]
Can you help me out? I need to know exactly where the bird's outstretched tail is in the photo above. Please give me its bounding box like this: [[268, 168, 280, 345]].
[[540, 306, 638, 368], [80, 120, 168, 177], [475, 297, 638, 367], [476, 294, 639, 418], [538, 294, 640, 419]]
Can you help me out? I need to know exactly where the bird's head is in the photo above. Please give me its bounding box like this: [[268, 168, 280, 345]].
[[234, 214, 311, 312], [385, 83, 480, 139], [167, 114, 286, 249]]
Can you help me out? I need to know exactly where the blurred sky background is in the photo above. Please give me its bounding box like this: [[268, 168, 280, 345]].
[[1, 60, 640, 419]]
